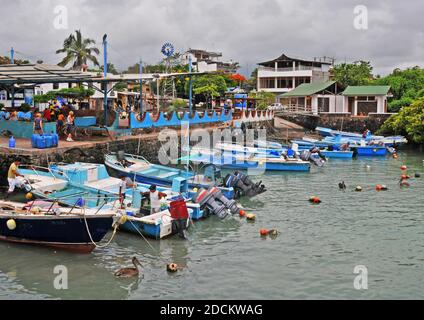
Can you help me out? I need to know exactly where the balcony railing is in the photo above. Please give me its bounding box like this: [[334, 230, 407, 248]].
[[258, 66, 323, 72]]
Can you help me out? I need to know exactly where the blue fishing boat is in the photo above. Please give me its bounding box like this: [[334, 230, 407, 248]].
[[0, 200, 114, 253], [350, 145, 387, 156], [104, 153, 235, 199], [19, 166, 194, 239], [180, 148, 311, 172]]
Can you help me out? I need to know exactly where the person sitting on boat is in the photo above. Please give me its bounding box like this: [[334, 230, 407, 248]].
[[340, 142, 350, 151], [5, 159, 24, 199], [141, 185, 167, 214]]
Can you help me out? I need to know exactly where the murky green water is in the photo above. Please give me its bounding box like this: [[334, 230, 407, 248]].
[[1, 149, 424, 300]]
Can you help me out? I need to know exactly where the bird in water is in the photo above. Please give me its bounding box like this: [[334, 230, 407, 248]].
[[114, 257, 142, 278], [338, 181, 347, 191]]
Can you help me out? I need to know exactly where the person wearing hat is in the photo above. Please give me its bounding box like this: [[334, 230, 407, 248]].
[[6, 159, 24, 199], [141, 185, 167, 214]]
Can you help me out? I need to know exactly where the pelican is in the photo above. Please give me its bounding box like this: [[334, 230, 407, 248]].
[[114, 257, 142, 278]]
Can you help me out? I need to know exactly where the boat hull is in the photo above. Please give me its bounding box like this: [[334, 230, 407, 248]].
[[320, 151, 354, 159], [352, 146, 387, 156], [0, 215, 113, 253]]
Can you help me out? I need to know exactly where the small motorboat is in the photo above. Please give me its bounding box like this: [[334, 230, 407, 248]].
[[104, 152, 235, 199], [0, 201, 115, 253]]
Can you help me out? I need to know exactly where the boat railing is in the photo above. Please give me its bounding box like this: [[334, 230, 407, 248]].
[[19, 164, 71, 182]]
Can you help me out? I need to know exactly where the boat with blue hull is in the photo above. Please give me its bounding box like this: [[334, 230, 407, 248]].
[[104, 153, 235, 200], [0, 201, 114, 253], [315, 126, 407, 146], [180, 148, 311, 172], [18, 166, 194, 239]]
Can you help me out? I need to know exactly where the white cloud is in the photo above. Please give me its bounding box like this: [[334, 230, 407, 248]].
[[0, 0, 422, 76]]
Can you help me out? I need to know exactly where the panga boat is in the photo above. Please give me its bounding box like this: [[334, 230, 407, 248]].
[[0, 201, 114, 253], [104, 152, 235, 199], [180, 147, 311, 172], [18, 166, 192, 240]]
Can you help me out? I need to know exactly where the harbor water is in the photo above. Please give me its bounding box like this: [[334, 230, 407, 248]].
[[1, 149, 423, 300]]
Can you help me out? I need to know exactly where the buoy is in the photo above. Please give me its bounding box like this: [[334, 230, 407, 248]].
[[393, 154, 398, 159], [6, 219, 16, 231], [239, 210, 246, 217], [309, 196, 321, 204], [401, 174, 410, 180], [167, 263, 178, 273], [381, 185, 388, 191], [355, 186, 363, 192], [415, 172, 421, 178], [25, 192, 33, 200], [375, 185, 382, 191], [246, 214, 256, 221], [260, 229, 269, 236], [30, 207, 41, 214], [192, 188, 198, 193], [401, 165, 407, 171]]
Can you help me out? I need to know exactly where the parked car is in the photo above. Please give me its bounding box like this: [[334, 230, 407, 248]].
[[267, 103, 287, 111]]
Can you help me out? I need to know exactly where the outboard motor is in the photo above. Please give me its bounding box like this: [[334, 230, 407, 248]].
[[301, 150, 325, 167], [223, 172, 266, 198], [209, 187, 240, 215], [192, 188, 229, 219]]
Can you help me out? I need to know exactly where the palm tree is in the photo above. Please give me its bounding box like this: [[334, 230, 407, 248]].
[[56, 30, 100, 70]]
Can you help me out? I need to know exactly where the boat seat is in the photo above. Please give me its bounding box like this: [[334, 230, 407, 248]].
[[158, 172, 178, 179]]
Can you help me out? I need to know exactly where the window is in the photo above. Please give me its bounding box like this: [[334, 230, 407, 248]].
[[357, 96, 376, 101], [53, 83, 59, 90], [318, 97, 330, 113], [295, 77, 311, 87], [259, 77, 275, 89], [277, 77, 293, 88], [68, 82, 73, 89]]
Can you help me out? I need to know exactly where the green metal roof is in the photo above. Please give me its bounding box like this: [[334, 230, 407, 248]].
[[342, 86, 391, 96], [279, 81, 336, 97]]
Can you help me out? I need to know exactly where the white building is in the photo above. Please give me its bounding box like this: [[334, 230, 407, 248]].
[[182, 49, 238, 74], [279, 82, 392, 116], [257, 53, 332, 95]]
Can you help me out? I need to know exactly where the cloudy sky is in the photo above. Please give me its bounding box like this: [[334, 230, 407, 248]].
[[0, 0, 423, 76]]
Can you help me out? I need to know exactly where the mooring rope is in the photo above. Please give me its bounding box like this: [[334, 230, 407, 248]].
[[82, 208, 120, 248]]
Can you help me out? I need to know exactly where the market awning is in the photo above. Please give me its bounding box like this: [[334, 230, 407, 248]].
[[279, 81, 336, 98], [342, 86, 391, 96]]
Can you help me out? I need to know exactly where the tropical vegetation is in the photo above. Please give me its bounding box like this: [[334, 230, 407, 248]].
[[56, 30, 100, 70], [34, 87, 95, 103]]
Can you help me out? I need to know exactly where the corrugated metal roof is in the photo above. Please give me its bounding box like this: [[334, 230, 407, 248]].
[[342, 86, 391, 96], [279, 81, 336, 97]]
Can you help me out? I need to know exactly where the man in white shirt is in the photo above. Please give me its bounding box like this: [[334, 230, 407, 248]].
[[141, 185, 167, 214]]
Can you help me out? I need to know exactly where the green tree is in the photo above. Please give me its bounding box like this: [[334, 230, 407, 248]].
[[331, 61, 373, 87], [250, 91, 276, 110], [56, 30, 100, 70], [378, 97, 424, 143], [0, 56, 30, 65]]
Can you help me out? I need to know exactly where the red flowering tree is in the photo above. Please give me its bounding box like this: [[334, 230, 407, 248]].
[[230, 73, 247, 87]]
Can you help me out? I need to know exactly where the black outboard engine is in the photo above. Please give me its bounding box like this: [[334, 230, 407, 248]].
[[300, 150, 325, 167], [209, 187, 240, 215], [192, 188, 229, 219], [223, 171, 266, 198]]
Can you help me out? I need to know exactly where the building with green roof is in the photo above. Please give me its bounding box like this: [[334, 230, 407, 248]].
[[277, 82, 392, 116]]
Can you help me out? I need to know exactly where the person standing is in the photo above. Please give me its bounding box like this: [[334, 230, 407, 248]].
[[33, 113, 44, 135], [141, 185, 167, 214], [6, 159, 24, 199], [66, 111, 75, 142]]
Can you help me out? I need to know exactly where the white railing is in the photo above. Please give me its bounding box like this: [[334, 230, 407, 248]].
[[258, 66, 323, 72]]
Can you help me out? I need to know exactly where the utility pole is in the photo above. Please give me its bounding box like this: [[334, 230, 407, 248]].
[[11, 47, 15, 108], [103, 35, 108, 126], [139, 59, 143, 115], [189, 55, 193, 114]]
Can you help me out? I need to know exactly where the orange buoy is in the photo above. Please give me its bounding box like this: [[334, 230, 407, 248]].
[[260, 229, 269, 236], [401, 174, 410, 180], [401, 165, 407, 171], [309, 196, 321, 204], [376, 185, 383, 191], [239, 210, 246, 217]]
